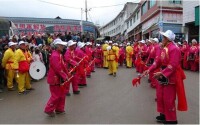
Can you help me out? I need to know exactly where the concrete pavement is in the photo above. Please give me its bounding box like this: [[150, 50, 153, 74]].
[[0, 67, 199, 124]]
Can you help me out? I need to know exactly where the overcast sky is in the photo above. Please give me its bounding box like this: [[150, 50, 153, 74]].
[[0, 0, 140, 26]]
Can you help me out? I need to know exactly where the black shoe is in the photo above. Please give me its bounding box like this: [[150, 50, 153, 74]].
[[44, 111, 55, 117], [113, 73, 116, 77], [79, 84, 87, 87], [26, 88, 35, 91], [66, 93, 71, 96], [82, 84, 87, 87], [156, 113, 166, 123], [73, 90, 80, 95], [91, 70, 95, 72], [163, 120, 178, 124], [18, 91, 28, 95], [8, 88, 15, 91], [109, 73, 113, 75], [55, 110, 65, 114], [87, 75, 91, 78]]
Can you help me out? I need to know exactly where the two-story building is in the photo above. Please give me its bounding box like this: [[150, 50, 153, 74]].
[[182, 0, 199, 42], [141, 0, 183, 41]]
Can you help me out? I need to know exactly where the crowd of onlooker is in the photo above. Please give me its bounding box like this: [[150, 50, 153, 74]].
[[0, 31, 95, 93]]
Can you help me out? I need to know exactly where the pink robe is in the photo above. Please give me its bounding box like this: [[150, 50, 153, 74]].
[[64, 49, 79, 93], [149, 42, 187, 121], [180, 43, 189, 69], [119, 47, 125, 66], [147, 44, 161, 88], [188, 45, 198, 71], [93, 47, 103, 68], [75, 47, 87, 85], [85, 46, 94, 76], [44, 50, 68, 113]]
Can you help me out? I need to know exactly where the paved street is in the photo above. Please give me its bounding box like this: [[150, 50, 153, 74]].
[[0, 67, 199, 124]]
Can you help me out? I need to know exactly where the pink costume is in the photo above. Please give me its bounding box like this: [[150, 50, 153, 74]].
[[187, 45, 198, 71], [180, 42, 189, 69], [75, 47, 87, 86], [64, 49, 79, 93], [146, 44, 161, 88], [138, 44, 148, 73], [85, 46, 94, 76], [148, 42, 187, 122], [118, 47, 125, 66], [94, 46, 103, 68], [44, 50, 68, 113]]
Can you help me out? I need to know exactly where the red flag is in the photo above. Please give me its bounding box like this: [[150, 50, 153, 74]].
[[132, 76, 142, 87]]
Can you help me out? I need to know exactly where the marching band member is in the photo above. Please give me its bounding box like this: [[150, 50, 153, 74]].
[[44, 39, 68, 117], [136, 40, 148, 74], [64, 40, 80, 95], [118, 44, 125, 66], [102, 41, 109, 68], [107, 41, 117, 77], [13, 41, 34, 94], [113, 43, 119, 68], [146, 38, 161, 88], [75, 42, 88, 87], [2, 41, 17, 91], [180, 40, 189, 70], [85, 42, 94, 77], [187, 39, 198, 71], [125, 42, 133, 68], [24, 42, 34, 88], [143, 30, 187, 124], [94, 44, 103, 68]]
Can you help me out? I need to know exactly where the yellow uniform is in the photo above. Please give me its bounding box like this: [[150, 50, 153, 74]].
[[24, 50, 32, 87], [126, 45, 133, 68], [107, 46, 117, 76], [2, 48, 16, 89], [113, 45, 119, 68], [102, 43, 109, 68], [13, 49, 32, 92]]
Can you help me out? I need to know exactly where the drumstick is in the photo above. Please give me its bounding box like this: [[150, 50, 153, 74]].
[[69, 56, 86, 74]]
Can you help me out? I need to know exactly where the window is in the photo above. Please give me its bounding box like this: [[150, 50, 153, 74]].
[[150, 0, 156, 8], [137, 11, 139, 20], [134, 15, 136, 22], [142, 2, 148, 15], [130, 19, 132, 26], [169, 0, 181, 4], [127, 22, 129, 28]]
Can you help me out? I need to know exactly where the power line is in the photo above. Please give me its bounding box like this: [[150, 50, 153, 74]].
[[38, 0, 81, 9], [90, 3, 124, 9]]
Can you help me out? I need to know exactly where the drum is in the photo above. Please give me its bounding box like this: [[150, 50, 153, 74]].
[[29, 61, 46, 80]]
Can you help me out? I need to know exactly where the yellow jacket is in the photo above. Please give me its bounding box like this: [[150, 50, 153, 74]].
[[13, 49, 28, 70], [113, 46, 119, 58], [107, 46, 117, 61], [25, 50, 32, 63], [126, 46, 133, 58], [102, 43, 109, 56], [2, 48, 15, 70], [47, 37, 53, 44]]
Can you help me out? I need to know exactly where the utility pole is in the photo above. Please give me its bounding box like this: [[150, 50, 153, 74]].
[[85, 0, 88, 21]]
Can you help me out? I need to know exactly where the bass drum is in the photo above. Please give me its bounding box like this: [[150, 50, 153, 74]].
[[29, 61, 46, 80]]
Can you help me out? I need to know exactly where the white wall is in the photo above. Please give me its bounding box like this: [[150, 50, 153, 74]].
[[183, 1, 200, 25]]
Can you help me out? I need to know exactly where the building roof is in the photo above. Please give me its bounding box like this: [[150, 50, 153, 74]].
[[2, 16, 94, 26]]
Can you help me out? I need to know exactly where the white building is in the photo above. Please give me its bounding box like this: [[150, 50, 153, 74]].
[[182, 0, 199, 42], [99, 2, 138, 41]]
